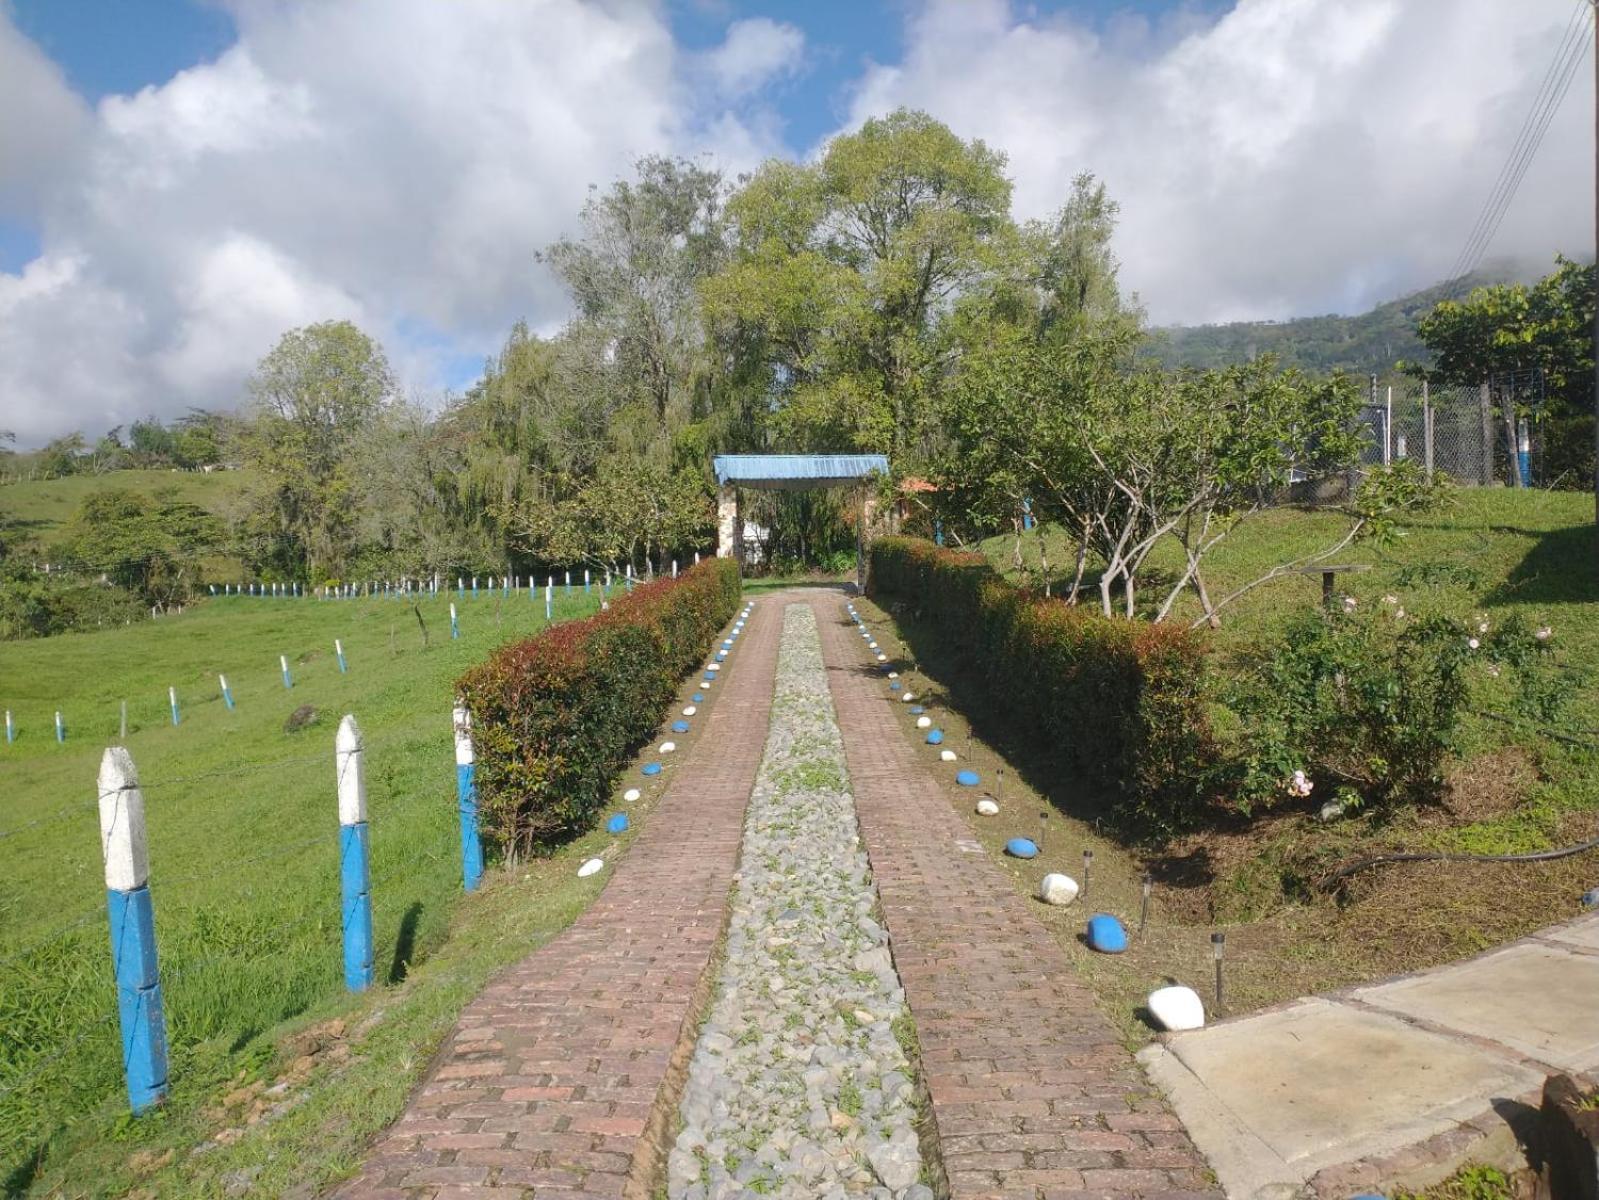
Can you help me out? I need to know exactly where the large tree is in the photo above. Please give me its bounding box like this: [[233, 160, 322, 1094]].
[[244, 320, 395, 578]]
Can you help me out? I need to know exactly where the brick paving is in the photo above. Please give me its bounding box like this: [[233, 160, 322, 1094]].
[[332, 600, 779, 1200], [807, 593, 1221, 1200]]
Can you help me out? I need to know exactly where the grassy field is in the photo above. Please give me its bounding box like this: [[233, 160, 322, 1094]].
[[858, 487, 1599, 1044], [0, 469, 258, 551], [0, 583, 627, 1191]]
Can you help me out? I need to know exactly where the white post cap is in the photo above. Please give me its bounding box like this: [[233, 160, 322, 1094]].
[[98, 746, 149, 892], [336, 714, 367, 826], [453, 703, 474, 765]]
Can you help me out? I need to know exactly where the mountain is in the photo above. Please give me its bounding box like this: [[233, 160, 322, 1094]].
[[1142, 265, 1528, 377]]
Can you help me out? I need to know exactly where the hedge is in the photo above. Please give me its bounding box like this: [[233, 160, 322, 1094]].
[[869, 537, 1215, 838], [457, 558, 741, 854]]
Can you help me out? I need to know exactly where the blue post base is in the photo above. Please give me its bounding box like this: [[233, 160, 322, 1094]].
[[457, 763, 483, 892], [340, 822, 373, 991], [107, 886, 169, 1112]]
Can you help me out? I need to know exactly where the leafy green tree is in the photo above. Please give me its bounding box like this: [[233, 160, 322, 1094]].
[[243, 320, 395, 578], [1416, 257, 1595, 485], [704, 109, 1013, 461], [60, 487, 222, 607]]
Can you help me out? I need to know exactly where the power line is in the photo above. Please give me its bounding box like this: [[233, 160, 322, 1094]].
[[1445, 2, 1594, 296]]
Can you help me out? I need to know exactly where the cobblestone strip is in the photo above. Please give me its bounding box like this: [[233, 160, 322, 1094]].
[[810, 594, 1221, 1200], [333, 600, 778, 1200], [668, 603, 928, 1200]]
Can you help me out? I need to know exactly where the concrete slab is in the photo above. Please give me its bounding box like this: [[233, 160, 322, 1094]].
[[1356, 941, 1599, 1071], [1137, 998, 1543, 1199], [1543, 914, 1599, 952]]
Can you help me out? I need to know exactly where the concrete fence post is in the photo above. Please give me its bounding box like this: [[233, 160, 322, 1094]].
[[98, 747, 170, 1113], [453, 702, 483, 892], [219, 674, 234, 710], [565, 570, 571, 597], [672, 560, 678, 578], [545, 577, 553, 621], [335, 638, 347, 674], [584, 568, 590, 593], [5, 709, 12, 743], [336, 715, 373, 992], [280, 655, 293, 689], [449, 602, 460, 639], [55, 710, 65, 742], [168, 687, 180, 727]]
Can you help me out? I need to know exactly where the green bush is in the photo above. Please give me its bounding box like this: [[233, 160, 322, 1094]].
[[1225, 601, 1562, 815], [457, 558, 741, 854], [869, 537, 1216, 839]]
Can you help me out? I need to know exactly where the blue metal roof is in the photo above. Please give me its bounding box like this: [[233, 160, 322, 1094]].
[[713, 454, 889, 490]]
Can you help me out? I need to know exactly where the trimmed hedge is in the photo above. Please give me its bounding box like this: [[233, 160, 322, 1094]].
[[869, 537, 1215, 838], [457, 559, 741, 854]]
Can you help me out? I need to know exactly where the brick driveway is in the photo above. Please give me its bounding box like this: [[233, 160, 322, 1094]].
[[807, 593, 1220, 1200], [331, 601, 778, 1200]]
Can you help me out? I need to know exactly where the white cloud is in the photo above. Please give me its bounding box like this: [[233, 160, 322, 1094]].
[[0, 0, 790, 445], [703, 17, 805, 98], [0, 15, 90, 220], [841, 0, 1591, 324]]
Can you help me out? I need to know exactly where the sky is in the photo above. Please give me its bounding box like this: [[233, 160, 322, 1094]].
[[0, 0, 1590, 446]]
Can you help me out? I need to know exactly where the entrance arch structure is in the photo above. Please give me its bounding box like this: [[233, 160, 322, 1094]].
[[712, 454, 890, 591]]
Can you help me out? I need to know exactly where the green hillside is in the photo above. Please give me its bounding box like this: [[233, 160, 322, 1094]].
[[1143, 267, 1522, 376], [0, 469, 257, 553]]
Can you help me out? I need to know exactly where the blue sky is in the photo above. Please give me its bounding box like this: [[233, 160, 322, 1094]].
[[0, 0, 1587, 444]]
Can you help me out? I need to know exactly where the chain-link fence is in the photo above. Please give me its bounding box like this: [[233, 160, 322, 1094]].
[[1356, 372, 1553, 487]]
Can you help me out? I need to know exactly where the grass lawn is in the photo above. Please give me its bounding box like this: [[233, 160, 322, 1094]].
[[861, 487, 1599, 1044], [0, 583, 645, 1192]]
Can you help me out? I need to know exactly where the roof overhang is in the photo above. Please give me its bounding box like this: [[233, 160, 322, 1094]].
[[712, 454, 890, 492]]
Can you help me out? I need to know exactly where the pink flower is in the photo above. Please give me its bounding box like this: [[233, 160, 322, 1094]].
[[1287, 770, 1313, 798], [1467, 638, 1480, 650]]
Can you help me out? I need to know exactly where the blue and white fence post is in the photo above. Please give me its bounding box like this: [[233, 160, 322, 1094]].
[[565, 570, 571, 597], [584, 568, 590, 594], [335, 638, 347, 674], [449, 602, 459, 639], [98, 747, 170, 1113], [280, 655, 293, 689], [168, 687, 180, 727], [453, 702, 483, 893], [545, 577, 553, 621], [336, 715, 373, 992], [219, 674, 234, 710], [5, 709, 13, 744], [55, 710, 65, 743], [672, 559, 678, 578]]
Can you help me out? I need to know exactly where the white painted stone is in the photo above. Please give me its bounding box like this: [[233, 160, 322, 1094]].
[[916, 716, 932, 729], [98, 747, 149, 892], [975, 798, 999, 816], [876, 653, 887, 662], [1148, 985, 1206, 1031], [887, 672, 898, 679], [899, 692, 914, 703], [336, 714, 367, 826], [707, 663, 721, 672], [1038, 873, 1080, 906], [624, 788, 641, 802], [940, 750, 957, 762], [682, 705, 697, 716], [577, 857, 604, 878], [660, 741, 677, 753]]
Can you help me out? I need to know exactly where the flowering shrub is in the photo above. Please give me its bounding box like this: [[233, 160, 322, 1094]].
[[457, 559, 741, 855], [869, 537, 1216, 839], [1225, 601, 1561, 814]]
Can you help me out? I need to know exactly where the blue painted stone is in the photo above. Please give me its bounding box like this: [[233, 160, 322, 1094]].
[[956, 769, 979, 787], [671, 720, 690, 733], [716, 651, 727, 661], [723, 639, 733, 647], [926, 729, 944, 745], [606, 813, 629, 834], [909, 706, 925, 715], [1005, 838, 1038, 859], [692, 693, 704, 703], [1085, 913, 1128, 954], [641, 762, 662, 776], [703, 673, 716, 683], [889, 681, 901, 691]]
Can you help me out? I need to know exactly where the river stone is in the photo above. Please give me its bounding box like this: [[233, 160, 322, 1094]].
[[1148, 984, 1206, 1031], [1005, 837, 1038, 858], [909, 705, 924, 714], [876, 653, 887, 662], [672, 720, 690, 733], [915, 716, 932, 729], [642, 762, 662, 776], [693, 693, 704, 703], [887, 672, 898, 679], [900, 693, 915, 703], [940, 750, 957, 762], [866, 1135, 920, 1191], [683, 705, 698, 715], [1038, 873, 1080, 905], [607, 813, 630, 835], [283, 704, 318, 733], [660, 741, 677, 753], [925, 729, 943, 745], [955, 769, 980, 786], [624, 788, 641, 802], [976, 798, 999, 816], [1085, 913, 1128, 953], [577, 857, 604, 877], [889, 682, 901, 691]]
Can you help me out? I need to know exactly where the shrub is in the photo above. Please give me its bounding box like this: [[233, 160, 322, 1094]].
[[1225, 600, 1562, 815], [869, 537, 1216, 839], [457, 558, 740, 855]]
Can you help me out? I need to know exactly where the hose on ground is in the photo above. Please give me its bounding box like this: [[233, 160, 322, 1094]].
[[1316, 831, 1599, 891]]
